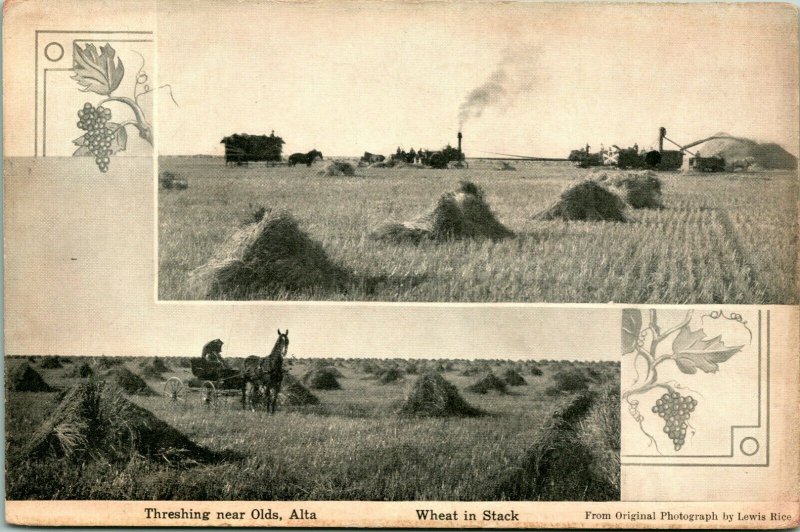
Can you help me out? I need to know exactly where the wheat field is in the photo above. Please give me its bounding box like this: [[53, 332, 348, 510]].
[[158, 157, 798, 303], [6, 356, 619, 501]]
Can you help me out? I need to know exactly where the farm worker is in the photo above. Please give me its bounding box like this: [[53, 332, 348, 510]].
[[201, 339, 228, 368]]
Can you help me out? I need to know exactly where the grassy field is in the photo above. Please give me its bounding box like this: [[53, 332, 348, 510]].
[[6, 355, 619, 501], [158, 157, 798, 303]]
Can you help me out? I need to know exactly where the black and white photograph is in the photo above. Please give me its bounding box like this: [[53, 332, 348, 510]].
[[147, 3, 798, 304], [5, 308, 620, 502]]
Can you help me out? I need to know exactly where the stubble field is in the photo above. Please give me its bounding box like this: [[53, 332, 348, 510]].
[[158, 157, 797, 303]]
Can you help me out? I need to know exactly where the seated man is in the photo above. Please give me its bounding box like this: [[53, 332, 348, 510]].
[[201, 338, 229, 368]]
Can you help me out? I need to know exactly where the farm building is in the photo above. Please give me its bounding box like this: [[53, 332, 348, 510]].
[[221, 132, 285, 165]]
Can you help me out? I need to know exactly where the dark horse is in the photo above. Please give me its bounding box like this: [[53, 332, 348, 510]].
[[241, 329, 289, 412], [287, 150, 323, 167]]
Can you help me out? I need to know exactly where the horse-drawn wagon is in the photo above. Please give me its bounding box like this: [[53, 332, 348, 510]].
[[163, 331, 290, 412], [164, 358, 244, 407]]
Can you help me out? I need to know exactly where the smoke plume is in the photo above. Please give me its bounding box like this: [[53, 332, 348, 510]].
[[457, 47, 537, 130]]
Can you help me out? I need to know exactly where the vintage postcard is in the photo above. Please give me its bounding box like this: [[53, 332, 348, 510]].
[[3, 0, 799, 528]]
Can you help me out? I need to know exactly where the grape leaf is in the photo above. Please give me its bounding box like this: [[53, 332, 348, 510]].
[[72, 122, 128, 156], [621, 309, 642, 354], [71, 43, 124, 95], [671, 326, 743, 374]]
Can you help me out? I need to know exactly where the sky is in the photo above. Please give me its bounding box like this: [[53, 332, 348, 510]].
[[148, 2, 800, 158]]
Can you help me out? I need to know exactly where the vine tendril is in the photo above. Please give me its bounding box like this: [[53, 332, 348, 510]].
[[701, 310, 752, 342]]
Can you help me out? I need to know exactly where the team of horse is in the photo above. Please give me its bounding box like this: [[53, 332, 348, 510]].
[[287, 150, 323, 167]]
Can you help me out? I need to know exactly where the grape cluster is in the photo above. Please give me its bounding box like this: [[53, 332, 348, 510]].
[[77, 102, 113, 172], [651, 391, 696, 450]]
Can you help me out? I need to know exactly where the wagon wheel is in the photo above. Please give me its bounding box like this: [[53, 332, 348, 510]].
[[164, 377, 185, 404], [202, 381, 218, 408]]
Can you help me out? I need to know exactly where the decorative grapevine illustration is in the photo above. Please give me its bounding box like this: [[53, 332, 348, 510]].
[[622, 309, 746, 453], [70, 42, 176, 172]]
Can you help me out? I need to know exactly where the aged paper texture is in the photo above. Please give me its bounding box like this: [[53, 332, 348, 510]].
[[3, 0, 799, 528]]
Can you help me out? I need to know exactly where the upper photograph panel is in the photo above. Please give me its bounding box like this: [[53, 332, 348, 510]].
[[156, 2, 798, 303]]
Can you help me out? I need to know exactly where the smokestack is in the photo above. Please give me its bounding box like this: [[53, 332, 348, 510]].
[[659, 127, 666, 153], [457, 131, 463, 156]]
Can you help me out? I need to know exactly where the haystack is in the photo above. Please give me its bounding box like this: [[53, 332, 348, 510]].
[[697, 134, 797, 170], [302, 369, 341, 390], [466, 372, 509, 394], [8, 364, 54, 392], [40, 356, 63, 369], [151, 357, 170, 373], [140, 363, 165, 380], [503, 368, 527, 386], [372, 182, 514, 243], [378, 367, 403, 384], [399, 372, 481, 417], [95, 356, 124, 369], [319, 160, 355, 176], [280, 373, 320, 406], [105, 366, 155, 395], [70, 362, 94, 378], [496, 391, 618, 501], [534, 181, 628, 222], [359, 360, 382, 375], [606, 171, 663, 209], [199, 210, 350, 299], [545, 367, 591, 396], [461, 363, 491, 376], [19, 381, 219, 465], [312, 364, 343, 378]]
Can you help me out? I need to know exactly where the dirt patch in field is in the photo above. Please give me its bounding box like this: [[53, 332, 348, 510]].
[[372, 181, 514, 243], [198, 209, 351, 299], [400, 372, 482, 417], [19, 381, 222, 465], [534, 180, 628, 222], [8, 364, 55, 392]]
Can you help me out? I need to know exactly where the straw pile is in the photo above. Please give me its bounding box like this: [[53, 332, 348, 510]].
[[399, 372, 481, 417], [8, 364, 54, 392], [372, 182, 514, 243], [319, 160, 356, 176], [534, 181, 628, 222], [198, 210, 350, 299], [105, 367, 155, 395], [302, 368, 341, 390], [19, 381, 219, 465], [280, 373, 320, 406], [503, 368, 527, 386], [466, 372, 509, 394]]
